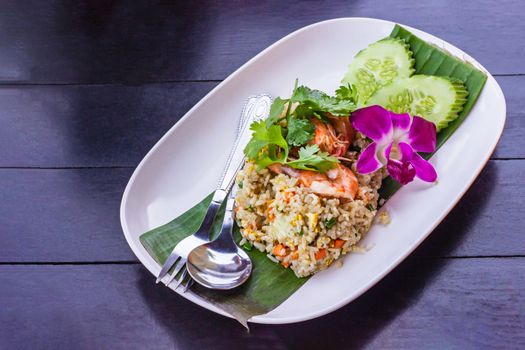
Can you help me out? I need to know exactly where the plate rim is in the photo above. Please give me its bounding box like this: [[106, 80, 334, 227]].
[[120, 17, 506, 324]]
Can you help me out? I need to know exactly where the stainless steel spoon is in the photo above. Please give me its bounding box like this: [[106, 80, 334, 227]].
[[186, 95, 271, 290], [186, 188, 252, 290]]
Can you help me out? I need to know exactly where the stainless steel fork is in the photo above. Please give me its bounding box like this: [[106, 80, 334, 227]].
[[155, 94, 272, 291]]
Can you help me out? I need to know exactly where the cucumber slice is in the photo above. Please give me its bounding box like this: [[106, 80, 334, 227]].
[[342, 38, 415, 104], [367, 75, 469, 131]]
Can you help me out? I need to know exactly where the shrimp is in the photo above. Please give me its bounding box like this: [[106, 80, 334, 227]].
[[310, 116, 355, 157], [268, 163, 358, 200], [311, 118, 339, 155], [328, 115, 355, 151]]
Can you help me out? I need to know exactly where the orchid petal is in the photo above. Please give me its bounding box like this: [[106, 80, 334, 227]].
[[356, 142, 383, 174], [351, 105, 393, 142], [391, 112, 411, 133], [411, 152, 438, 182], [398, 142, 437, 182], [387, 158, 415, 185], [408, 116, 436, 153], [397, 141, 414, 161]]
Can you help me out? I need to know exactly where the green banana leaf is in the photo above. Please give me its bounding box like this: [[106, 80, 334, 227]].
[[379, 25, 487, 199], [140, 193, 308, 328], [140, 25, 487, 327]]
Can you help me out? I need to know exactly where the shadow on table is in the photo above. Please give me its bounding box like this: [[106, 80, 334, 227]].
[[135, 163, 497, 349]]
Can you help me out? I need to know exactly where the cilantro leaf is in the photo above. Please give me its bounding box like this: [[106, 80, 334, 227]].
[[265, 97, 288, 127], [244, 138, 267, 159], [291, 86, 356, 116], [286, 117, 315, 146], [335, 83, 359, 103], [244, 82, 349, 173], [250, 120, 287, 149], [287, 144, 339, 173], [244, 120, 288, 168]]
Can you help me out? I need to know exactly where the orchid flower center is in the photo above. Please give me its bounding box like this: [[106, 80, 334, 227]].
[[351, 105, 437, 185], [389, 143, 401, 160]]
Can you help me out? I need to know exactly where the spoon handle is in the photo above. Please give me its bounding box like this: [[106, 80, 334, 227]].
[[211, 94, 272, 202], [191, 95, 271, 242]]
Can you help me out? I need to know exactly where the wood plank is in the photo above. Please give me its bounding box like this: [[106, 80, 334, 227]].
[[0, 258, 523, 349], [0, 1, 522, 84], [0, 82, 218, 167], [0, 168, 136, 262], [0, 76, 522, 168], [0, 160, 523, 262], [493, 76, 525, 159]]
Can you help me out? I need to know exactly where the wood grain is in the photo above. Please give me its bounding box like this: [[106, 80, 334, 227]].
[[0, 160, 523, 262], [0, 1, 523, 347], [0, 168, 136, 262], [0, 82, 218, 167], [0, 76, 521, 168], [0, 258, 523, 349], [0, 1, 522, 84], [493, 76, 525, 159]]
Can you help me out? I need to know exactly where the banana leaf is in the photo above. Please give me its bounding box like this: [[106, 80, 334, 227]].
[[379, 25, 487, 199], [140, 193, 308, 329], [139, 25, 487, 327]]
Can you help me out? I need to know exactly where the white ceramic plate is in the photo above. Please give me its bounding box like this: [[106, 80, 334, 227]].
[[120, 18, 506, 324]]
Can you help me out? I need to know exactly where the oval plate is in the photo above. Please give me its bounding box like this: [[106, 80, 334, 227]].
[[120, 18, 506, 324]]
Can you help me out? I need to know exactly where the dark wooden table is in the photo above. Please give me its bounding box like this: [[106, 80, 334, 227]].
[[0, 1, 523, 349]]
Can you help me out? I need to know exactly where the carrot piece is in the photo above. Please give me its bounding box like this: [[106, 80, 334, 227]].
[[273, 244, 287, 257], [315, 248, 327, 260], [266, 203, 275, 221], [281, 261, 290, 268], [291, 252, 299, 260], [334, 239, 345, 248]]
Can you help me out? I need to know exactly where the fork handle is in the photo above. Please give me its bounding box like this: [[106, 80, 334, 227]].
[[192, 190, 225, 240], [211, 186, 239, 251]]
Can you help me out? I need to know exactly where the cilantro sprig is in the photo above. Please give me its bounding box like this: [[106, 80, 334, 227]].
[[287, 145, 338, 172], [335, 83, 359, 102], [244, 120, 288, 168], [291, 85, 356, 117], [243, 80, 358, 173]]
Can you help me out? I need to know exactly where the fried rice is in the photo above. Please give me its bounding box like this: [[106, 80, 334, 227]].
[[235, 133, 386, 277]]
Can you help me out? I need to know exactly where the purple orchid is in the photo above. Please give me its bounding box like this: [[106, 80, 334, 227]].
[[351, 105, 437, 185]]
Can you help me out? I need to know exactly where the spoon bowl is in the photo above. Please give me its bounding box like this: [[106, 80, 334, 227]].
[[187, 241, 252, 290]]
